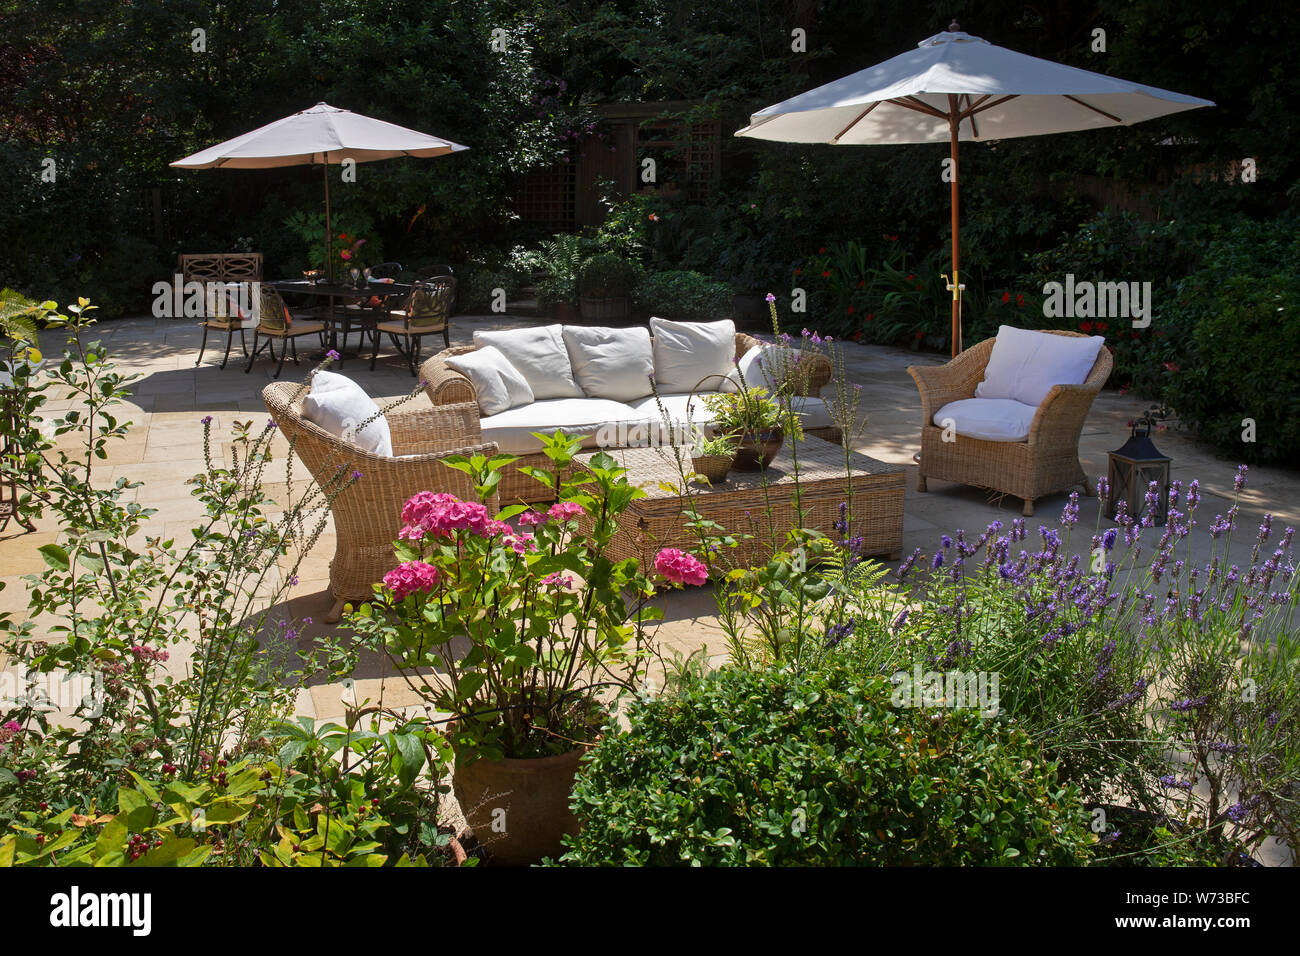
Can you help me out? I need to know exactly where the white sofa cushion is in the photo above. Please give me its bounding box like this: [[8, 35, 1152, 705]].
[[934, 398, 1038, 443], [473, 324, 584, 400], [727, 344, 784, 394], [650, 317, 737, 394], [446, 345, 535, 416], [561, 325, 654, 402], [302, 370, 393, 456], [479, 398, 657, 455], [626, 393, 835, 435], [975, 325, 1105, 408]]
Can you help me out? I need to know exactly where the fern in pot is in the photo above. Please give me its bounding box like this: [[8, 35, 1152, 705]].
[[703, 386, 801, 471]]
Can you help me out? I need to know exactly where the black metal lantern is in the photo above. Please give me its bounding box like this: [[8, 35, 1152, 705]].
[[1106, 424, 1172, 526]]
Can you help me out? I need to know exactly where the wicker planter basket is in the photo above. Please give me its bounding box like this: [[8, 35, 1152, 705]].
[[691, 454, 733, 483]]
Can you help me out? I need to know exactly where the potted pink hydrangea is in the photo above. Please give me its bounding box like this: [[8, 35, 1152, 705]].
[[348, 432, 709, 864]]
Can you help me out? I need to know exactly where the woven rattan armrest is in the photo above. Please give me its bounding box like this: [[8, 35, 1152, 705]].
[[388, 402, 489, 456], [418, 349, 478, 407], [907, 339, 994, 422]]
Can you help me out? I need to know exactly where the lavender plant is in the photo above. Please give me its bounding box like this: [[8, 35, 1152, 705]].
[[830, 465, 1300, 865]]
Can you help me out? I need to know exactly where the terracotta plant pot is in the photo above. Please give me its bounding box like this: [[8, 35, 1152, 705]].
[[452, 747, 584, 866], [550, 301, 580, 325], [732, 427, 784, 471], [691, 454, 733, 483]]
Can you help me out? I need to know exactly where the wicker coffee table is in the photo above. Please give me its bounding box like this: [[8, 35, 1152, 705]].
[[577, 437, 905, 569]]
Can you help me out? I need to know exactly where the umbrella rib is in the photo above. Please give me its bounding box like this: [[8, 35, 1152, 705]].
[[831, 101, 881, 143], [1063, 94, 1123, 124], [964, 93, 1018, 117], [962, 94, 981, 139], [890, 96, 950, 120]]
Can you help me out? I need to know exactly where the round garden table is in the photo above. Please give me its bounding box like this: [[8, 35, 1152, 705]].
[[270, 279, 412, 362]]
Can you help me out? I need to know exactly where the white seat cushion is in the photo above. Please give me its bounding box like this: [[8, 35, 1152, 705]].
[[302, 370, 393, 456], [625, 393, 834, 435], [473, 324, 584, 400], [446, 345, 535, 416], [934, 398, 1038, 443], [650, 317, 737, 394], [975, 325, 1104, 408], [561, 325, 654, 402], [480, 398, 656, 455]]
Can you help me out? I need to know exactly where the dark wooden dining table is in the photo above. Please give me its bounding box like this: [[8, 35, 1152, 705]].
[[270, 279, 412, 361]]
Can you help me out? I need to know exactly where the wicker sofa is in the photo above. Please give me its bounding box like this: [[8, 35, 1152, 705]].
[[263, 382, 497, 621], [908, 329, 1112, 517], [419, 329, 836, 505]]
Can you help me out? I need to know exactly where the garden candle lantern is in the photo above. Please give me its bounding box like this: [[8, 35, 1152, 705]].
[[1106, 425, 1172, 526]]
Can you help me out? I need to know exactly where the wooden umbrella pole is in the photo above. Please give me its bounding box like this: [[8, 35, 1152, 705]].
[[323, 155, 333, 281], [948, 97, 961, 358]]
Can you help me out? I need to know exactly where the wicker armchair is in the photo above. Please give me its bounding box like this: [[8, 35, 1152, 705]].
[[419, 331, 835, 506], [908, 331, 1113, 516], [263, 382, 498, 622]]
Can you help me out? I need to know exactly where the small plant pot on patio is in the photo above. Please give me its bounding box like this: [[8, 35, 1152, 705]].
[[578, 296, 630, 325], [578, 253, 639, 326], [452, 747, 585, 866], [550, 300, 581, 324]]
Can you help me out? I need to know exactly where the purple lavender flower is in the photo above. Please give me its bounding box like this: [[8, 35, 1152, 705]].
[[1234, 464, 1248, 492], [201, 415, 213, 426], [765, 293, 776, 303], [327, 349, 340, 362]]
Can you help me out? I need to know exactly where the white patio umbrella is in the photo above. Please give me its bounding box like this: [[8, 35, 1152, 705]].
[[171, 102, 468, 279], [735, 23, 1214, 356]]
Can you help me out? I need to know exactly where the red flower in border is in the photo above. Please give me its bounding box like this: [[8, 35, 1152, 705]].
[[1001, 291, 1011, 303], [1015, 294, 1026, 308]]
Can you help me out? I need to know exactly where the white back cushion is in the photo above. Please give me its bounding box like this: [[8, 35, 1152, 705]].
[[302, 370, 393, 456], [650, 317, 736, 393], [561, 325, 654, 402], [473, 324, 583, 399], [728, 344, 781, 393], [975, 326, 1105, 407], [446, 346, 535, 416]]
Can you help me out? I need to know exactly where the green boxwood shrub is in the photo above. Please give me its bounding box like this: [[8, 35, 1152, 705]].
[[578, 253, 640, 299], [558, 660, 1093, 866], [634, 270, 733, 322]]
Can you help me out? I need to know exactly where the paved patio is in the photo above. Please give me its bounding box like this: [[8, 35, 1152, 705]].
[[3, 309, 1296, 728]]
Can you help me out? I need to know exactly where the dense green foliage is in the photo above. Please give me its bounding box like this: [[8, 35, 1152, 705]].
[[634, 270, 732, 321], [559, 658, 1093, 866], [2, 0, 1286, 323]]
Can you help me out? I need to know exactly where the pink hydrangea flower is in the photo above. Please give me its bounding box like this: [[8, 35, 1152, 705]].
[[548, 501, 586, 522], [500, 530, 537, 555], [383, 561, 441, 600], [654, 548, 708, 587], [400, 492, 493, 538], [539, 572, 574, 590], [519, 510, 546, 526]]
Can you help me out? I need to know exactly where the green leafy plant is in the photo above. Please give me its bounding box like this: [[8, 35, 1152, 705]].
[[578, 252, 640, 299], [634, 270, 732, 321], [558, 658, 1094, 866]]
